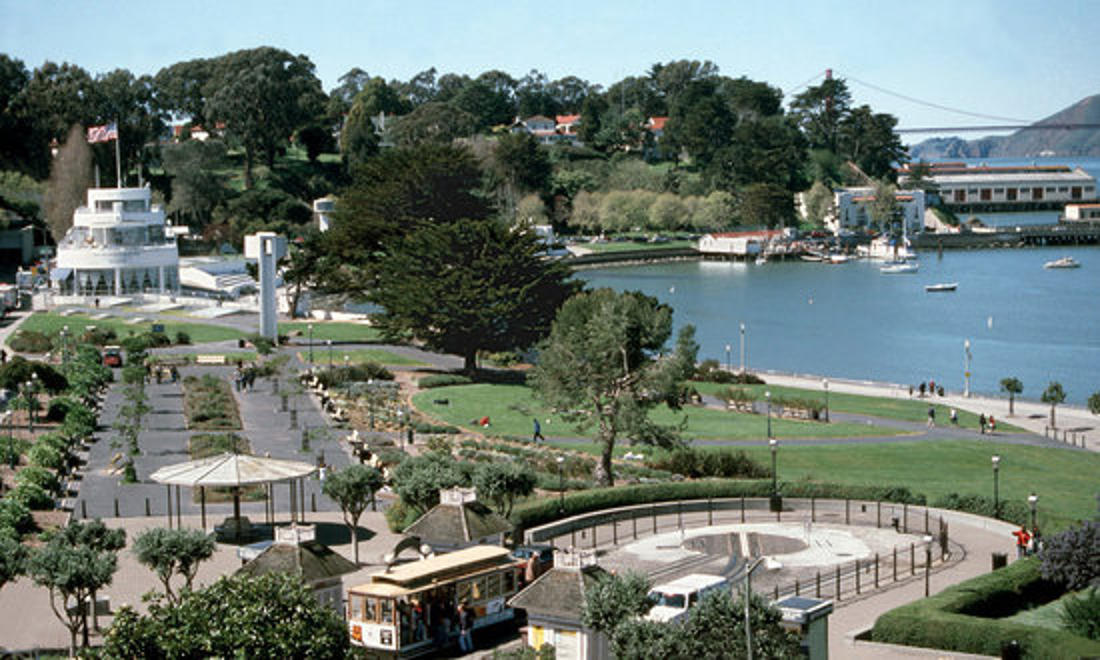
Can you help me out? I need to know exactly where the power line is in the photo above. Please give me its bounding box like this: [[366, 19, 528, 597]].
[[783, 70, 828, 98], [841, 72, 1034, 124]]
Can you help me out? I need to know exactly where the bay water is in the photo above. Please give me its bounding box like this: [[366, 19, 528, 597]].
[[581, 245, 1099, 405]]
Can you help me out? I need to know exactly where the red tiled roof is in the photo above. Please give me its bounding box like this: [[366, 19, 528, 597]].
[[556, 114, 581, 124]]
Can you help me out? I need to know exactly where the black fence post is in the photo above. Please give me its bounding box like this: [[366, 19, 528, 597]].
[[816, 571, 821, 598], [855, 559, 861, 594], [845, 498, 850, 525], [924, 508, 929, 534], [114, 498, 119, 517], [903, 503, 909, 533], [612, 518, 618, 546], [677, 501, 683, 530], [877, 500, 881, 528], [835, 565, 841, 600], [811, 496, 816, 522], [591, 525, 597, 550], [875, 553, 880, 589], [910, 543, 916, 576], [795, 578, 800, 596], [652, 505, 657, 534], [707, 497, 713, 526], [633, 514, 637, 540], [145, 498, 150, 516], [893, 547, 898, 581], [81, 500, 87, 519]]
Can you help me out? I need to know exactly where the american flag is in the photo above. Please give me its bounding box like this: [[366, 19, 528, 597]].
[[86, 122, 118, 143]]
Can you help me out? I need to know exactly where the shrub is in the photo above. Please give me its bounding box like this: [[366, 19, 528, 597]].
[[649, 448, 769, 479], [61, 405, 98, 441], [175, 331, 191, 345], [1061, 587, 1100, 640], [384, 499, 424, 532], [0, 496, 34, 535], [8, 330, 52, 353], [27, 442, 66, 472], [411, 421, 459, 434], [481, 350, 522, 367], [418, 374, 473, 389], [10, 480, 55, 509], [247, 334, 275, 354], [16, 464, 61, 495], [46, 396, 79, 422], [932, 493, 1029, 527], [1040, 520, 1100, 591], [314, 363, 395, 389], [693, 359, 736, 384], [0, 356, 68, 393], [80, 326, 118, 346]]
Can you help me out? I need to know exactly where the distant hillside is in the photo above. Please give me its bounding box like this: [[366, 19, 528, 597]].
[[909, 94, 1100, 159]]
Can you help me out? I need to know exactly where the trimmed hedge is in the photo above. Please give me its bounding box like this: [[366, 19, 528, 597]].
[[871, 558, 1100, 658], [932, 493, 1030, 527], [418, 374, 473, 389], [510, 479, 925, 534]]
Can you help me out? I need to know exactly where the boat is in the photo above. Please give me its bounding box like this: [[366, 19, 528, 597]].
[[755, 255, 767, 265], [826, 253, 850, 264], [800, 252, 824, 262], [925, 282, 958, 292], [881, 262, 919, 274], [857, 235, 916, 261], [1043, 256, 1080, 269]]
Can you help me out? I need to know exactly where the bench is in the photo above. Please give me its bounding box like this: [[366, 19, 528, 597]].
[[195, 354, 227, 365]]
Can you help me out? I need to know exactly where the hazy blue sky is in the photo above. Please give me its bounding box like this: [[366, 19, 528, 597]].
[[3, 0, 1098, 140]]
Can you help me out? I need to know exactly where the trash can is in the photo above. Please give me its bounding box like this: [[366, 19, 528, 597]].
[[992, 553, 1008, 570]]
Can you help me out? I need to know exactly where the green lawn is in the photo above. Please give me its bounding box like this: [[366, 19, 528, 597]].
[[1004, 590, 1090, 629], [10, 311, 245, 346], [412, 383, 904, 442], [308, 347, 426, 367], [280, 321, 384, 343], [692, 382, 1024, 433], [579, 239, 696, 253]]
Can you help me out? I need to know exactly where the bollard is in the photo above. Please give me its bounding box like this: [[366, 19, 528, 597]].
[[633, 515, 637, 540], [81, 500, 87, 519], [652, 505, 657, 534], [910, 544, 916, 576], [877, 500, 881, 528], [612, 519, 618, 545], [571, 528, 576, 547], [845, 498, 850, 525], [773, 585, 778, 601], [708, 497, 713, 526], [816, 571, 821, 598], [903, 503, 909, 532], [893, 547, 898, 581], [875, 553, 880, 589], [114, 498, 119, 517], [741, 496, 746, 523], [311, 493, 316, 513], [811, 496, 816, 522], [677, 501, 683, 530], [836, 565, 841, 600], [795, 578, 800, 596], [855, 559, 861, 594], [924, 508, 929, 534], [591, 525, 597, 549], [145, 498, 150, 516]]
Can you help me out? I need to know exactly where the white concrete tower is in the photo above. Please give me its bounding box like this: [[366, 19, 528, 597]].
[[244, 232, 287, 341]]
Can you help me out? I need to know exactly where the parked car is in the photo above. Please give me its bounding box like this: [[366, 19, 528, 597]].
[[102, 345, 123, 368]]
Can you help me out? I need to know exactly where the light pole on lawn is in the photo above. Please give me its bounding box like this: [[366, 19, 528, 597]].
[[822, 378, 829, 423], [991, 455, 1000, 519], [769, 438, 778, 497], [556, 456, 565, 514], [327, 339, 333, 369], [725, 344, 731, 373], [308, 323, 313, 368], [765, 390, 772, 439], [740, 323, 746, 373], [964, 339, 972, 398], [1028, 493, 1038, 534]]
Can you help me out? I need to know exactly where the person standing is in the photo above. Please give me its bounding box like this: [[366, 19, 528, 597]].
[[532, 418, 546, 443], [988, 415, 996, 433], [950, 408, 958, 425], [978, 413, 986, 434], [927, 405, 935, 428], [457, 601, 475, 653], [1012, 526, 1030, 559]]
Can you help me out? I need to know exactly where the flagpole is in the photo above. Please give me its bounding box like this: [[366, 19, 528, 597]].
[[114, 119, 122, 188]]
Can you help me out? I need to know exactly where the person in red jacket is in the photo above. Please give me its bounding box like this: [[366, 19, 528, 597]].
[[1012, 526, 1030, 558]]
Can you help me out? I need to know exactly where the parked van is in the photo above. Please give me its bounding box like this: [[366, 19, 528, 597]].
[[645, 574, 730, 624]]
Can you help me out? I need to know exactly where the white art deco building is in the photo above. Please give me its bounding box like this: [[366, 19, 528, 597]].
[[52, 186, 180, 296]]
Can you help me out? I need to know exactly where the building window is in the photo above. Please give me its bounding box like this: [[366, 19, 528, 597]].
[[1033, 187, 1043, 200], [994, 188, 1004, 194], [1006, 188, 1017, 201], [954, 190, 965, 202], [980, 189, 992, 201], [1057, 187, 1068, 193], [1045, 187, 1055, 193], [1085, 187, 1095, 194]]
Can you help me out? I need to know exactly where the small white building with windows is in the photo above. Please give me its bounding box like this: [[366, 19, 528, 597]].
[[832, 188, 926, 235], [52, 186, 184, 297]]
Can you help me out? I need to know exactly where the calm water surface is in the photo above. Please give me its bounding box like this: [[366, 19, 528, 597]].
[[582, 246, 1100, 405]]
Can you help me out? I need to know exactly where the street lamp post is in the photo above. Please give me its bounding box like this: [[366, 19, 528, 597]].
[[992, 455, 1001, 519], [769, 438, 778, 496], [964, 339, 972, 398], [765, 390, 772, 439], [923, 534, 934, 597], [327, 339, 333, 369], [24, 379, 34, 433], [743, 556, 766, 660], [725, 344, 731, 373], [822, 379, 829, 423], [556, 456, 565, 514], [1028, 493, 1038, 534], [60, 325, 69, 363], [740, 323, 746, 373], [308, 324, 314, 368]]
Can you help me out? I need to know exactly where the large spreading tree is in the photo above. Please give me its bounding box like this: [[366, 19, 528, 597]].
[[368, 217, 578, 372], [530, 288, 698, 485]]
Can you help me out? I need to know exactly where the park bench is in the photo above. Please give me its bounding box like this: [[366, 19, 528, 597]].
[[195, 354, 227, 365]]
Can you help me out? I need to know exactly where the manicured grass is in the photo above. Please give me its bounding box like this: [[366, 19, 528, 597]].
[[1004, 592, 1073, 630], [580, 239, 696, 253], [412, 383, 903, 441], [281, 321, 384, 343], [312, 348, 425, 367], [10, 311, 245, 346], [692, 381, 1024, 432], [149, 352, 259, 365]]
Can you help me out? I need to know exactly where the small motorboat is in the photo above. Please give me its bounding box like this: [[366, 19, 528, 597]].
[[925, 282, 958, 292], [827, 253, 850, 264], [881, 262, 919, 274], [755, 255, 767, 265], [1043, 256, 1080, 269]]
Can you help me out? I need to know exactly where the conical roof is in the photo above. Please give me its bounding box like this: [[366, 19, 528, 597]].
[[149, 452, 316, 487]]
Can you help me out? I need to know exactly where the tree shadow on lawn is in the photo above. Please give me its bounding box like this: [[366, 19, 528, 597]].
[[414, 367, 527, 386], [312, 520, 377, 546]]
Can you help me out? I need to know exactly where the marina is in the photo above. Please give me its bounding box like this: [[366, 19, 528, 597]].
[[581, 245, 1099, 405]]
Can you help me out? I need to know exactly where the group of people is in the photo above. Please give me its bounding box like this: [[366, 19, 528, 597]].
[[912, 380, 944, 397], [233, 363, 258, 392], [400, 594, 476, 652], [1012, 526, 1042, 558], [978, 413, 997, 434]]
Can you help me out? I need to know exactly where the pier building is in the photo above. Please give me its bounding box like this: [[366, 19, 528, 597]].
[[898, 162, 1097, 213]]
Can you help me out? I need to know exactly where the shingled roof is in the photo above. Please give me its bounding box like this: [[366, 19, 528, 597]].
[[236, 539, 358, 583], [403, 499, 513, 547], [508, 564, 610, 621]]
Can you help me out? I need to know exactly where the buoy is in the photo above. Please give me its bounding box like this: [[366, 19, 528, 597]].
[[987, 316, 993, 329]]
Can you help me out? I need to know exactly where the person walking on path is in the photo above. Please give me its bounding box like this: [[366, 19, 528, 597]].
[[988, 415, 996, 434], [978, 413, 986, 434], [927, 405, 936, 428], [457, 601, 475, 653], [950, 408, 958, 425], [532, 418, 546, 443], [1012, 526, 1031, 559]]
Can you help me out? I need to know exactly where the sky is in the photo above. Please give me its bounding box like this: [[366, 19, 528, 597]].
[[2, 0, 1099, 142]]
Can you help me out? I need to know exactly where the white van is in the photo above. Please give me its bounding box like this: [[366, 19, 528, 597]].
[[645, 574, 730, 624]]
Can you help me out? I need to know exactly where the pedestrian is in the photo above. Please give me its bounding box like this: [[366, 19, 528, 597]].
[[234, 366, 243, 392], [950, 408, 958, 425], [94, 297, 100, 309], [170, 366, 179, 383], [988, 415, 996, 433], [457, 600, 475, 652], [978, 413, 986, 434], [908, 384, 913, 397], [532, 418, 545, 443], [1012, 525, 1030, 559], [919, 382, 926, 397], [927, 405, 935, 428], [929, 380, 936, 396]]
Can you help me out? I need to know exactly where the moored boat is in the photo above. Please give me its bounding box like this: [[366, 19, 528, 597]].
[[925, 282, 958, 292], [881, 262, 919, 274], [1043, 256, 1080, 269]]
